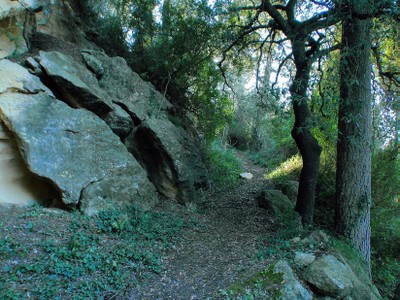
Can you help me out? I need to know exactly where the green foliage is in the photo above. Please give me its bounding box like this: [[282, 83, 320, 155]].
[[0, 206, 183, 299], [220, 265, 283, 300], [371, 146, 399, 206], [370, 145, 400, 298], [77, 0, 232, 142], [265, 154, 302, 181], [372, 257, 400, 299], [206, 140, 243, 188], [245, 110, 297, 171]]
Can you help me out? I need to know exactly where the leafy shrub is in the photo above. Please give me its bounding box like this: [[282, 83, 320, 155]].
[[206, 140, 243, 188]]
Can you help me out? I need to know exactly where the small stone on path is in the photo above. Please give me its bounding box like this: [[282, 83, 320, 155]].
[[240, 172, 253, 180]]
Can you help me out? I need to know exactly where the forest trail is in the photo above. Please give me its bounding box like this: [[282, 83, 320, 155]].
[[133, 153, 277, 299]]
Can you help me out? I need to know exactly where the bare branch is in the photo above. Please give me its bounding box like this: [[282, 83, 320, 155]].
[[272, 52, 293, 89], [229, 5, 262, 12]]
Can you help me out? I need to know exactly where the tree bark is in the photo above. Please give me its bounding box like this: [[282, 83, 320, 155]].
[[290, 44, 322, 226], [335, 12, 372, 267]]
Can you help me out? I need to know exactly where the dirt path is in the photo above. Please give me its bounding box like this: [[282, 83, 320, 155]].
[[132, 153, 276, 299]]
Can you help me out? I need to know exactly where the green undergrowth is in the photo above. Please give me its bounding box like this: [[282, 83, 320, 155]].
[[206, 140, 243, 188], [370, 147, 400, 299], [0, 205, 183, 299], [371, 201, 400, 298], [220, 265, 283, 300]]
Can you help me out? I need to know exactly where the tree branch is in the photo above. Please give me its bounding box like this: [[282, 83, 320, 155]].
[[372, 44, 400, 87], [286, 0, 297, 23], [298, 9, 341, 34], [260, 0, 290, 34], [310, 43, 341, 62], [272, 52, 293, 89]]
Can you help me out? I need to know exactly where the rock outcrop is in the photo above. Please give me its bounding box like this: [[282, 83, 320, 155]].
[[0, 59, 157, 212], [27, 50, 208, 204], [272, 180, 299, 202], [0, 0, 94, 59], [0, 2, 208, 210]]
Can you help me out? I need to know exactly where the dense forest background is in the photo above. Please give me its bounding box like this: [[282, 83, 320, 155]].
[[71, 0, 399, 296]]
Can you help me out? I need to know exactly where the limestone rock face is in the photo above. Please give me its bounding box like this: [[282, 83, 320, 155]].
[[0, 1, 37, 58], [273, 260, 313, 300], [82, 50, 171, 122], [36, 51, 113, 117], [0, 0, 94, 59], [0, 59, 157, 211], [1, 0, 209, 206], [80, 175, 157, 216], [0, 59, 52, 94], [1, 48, 209, 208], [104, 103, 134, 139]]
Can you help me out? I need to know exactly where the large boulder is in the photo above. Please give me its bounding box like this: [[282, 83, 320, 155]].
[[303, 254, 380, 300], [257, 188, 301, 227], [303, 255, 355, 298], [272, 180, 299, 202], [0, 59, 157, 212], [294, 251, 316, 269]]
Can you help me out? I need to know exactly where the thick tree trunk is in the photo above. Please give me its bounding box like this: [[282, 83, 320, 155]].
[[335, 14, 372, 266], [290, 60, 322, 226]]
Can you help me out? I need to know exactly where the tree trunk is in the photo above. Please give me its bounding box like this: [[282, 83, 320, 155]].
[[335, 13, 372, 267], [290, 55, 322, 226]]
